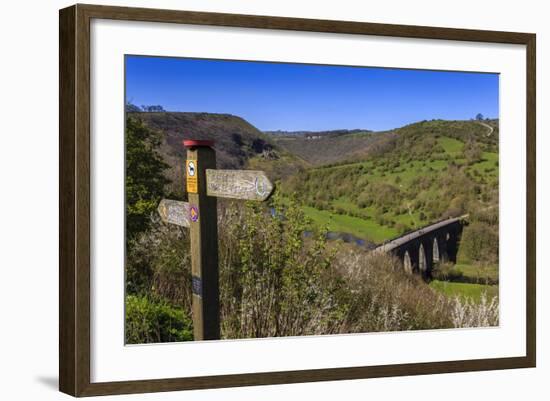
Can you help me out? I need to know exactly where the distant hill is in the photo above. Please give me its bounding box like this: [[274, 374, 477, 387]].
[[265, 129, 372, 138], [386, 119, 499, 153], [129, 111, 277, 167], [271, 130, 395, 166], [127, 112, 305, 195], [270, 119, 498, 167]]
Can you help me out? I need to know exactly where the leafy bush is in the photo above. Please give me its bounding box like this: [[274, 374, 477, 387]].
[[218, 194, 347, 338], [459, 221, 498, 264], [126, 117, 169, 241], [125, 295, 193, 344]]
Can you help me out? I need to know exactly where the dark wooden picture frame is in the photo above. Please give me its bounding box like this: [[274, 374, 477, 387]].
[[59, 3, 536, 397]]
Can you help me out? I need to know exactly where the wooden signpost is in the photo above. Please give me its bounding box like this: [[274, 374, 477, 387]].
[[157, 139, 274, 341], [157, 199, 190, 227], [206, 169, 274, 201]]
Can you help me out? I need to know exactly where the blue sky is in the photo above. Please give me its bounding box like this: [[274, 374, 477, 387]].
[[125, 55, 499, 132]]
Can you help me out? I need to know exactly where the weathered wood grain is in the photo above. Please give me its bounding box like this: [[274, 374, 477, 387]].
[[206, 169, 274, 201], [157, 199, 190, 227], [188, 148, 220, 341]]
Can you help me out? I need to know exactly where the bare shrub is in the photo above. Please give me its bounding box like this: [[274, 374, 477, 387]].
[[335, 251, 454, 332], [451, 293, 499, 328], [126, 220, 192, 312]]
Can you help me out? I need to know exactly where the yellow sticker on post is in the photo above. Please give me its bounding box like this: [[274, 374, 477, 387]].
[[186, 159, 198, 193]]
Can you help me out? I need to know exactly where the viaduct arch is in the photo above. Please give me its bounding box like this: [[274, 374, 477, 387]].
[[375, 216, 466, 279]]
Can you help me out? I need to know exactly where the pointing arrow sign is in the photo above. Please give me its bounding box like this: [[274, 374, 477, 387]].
[[157, 199, 190, 227], [205, 169, 274, 201], [160, 140, 276, 341]]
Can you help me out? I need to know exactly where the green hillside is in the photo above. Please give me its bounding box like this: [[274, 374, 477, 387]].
[[279, 119, 499, 250]]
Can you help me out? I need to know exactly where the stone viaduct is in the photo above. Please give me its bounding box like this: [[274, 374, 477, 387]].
[[375, 216, 467, 279]]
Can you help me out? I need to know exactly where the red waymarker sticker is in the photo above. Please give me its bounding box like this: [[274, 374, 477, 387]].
[[189, 205, 199, 222]]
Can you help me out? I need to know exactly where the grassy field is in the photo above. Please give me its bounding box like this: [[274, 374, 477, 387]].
[[302, 206, 398, 243], [454, 263, 499, 282], [430, 280, 498, 303], [437, 136, 464, 155], [467, 151, 498, 183], [312, 158, 449, 185], [433, 259, 499, 282]]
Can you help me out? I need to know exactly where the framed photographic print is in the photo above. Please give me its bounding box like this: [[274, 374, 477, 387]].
[[59, 4, 536, 397]]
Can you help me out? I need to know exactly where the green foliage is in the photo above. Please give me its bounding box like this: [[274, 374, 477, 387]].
[[219, 194, 347, 338], [459, 221, 499, 264], [125, 117, 170, 241], [432, 262, 465, 282], [125, 295, 193, 344]]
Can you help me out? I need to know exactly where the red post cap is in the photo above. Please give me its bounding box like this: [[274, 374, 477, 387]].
[[183, 139, 215, 148]]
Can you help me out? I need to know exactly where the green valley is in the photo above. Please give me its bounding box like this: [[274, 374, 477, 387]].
[[276, 119, 499, 246], [125, 110, 500, 344]]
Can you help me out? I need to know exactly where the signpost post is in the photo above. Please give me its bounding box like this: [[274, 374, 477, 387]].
[[185, 140, 219, 341], [157, 139, 274, 341]]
